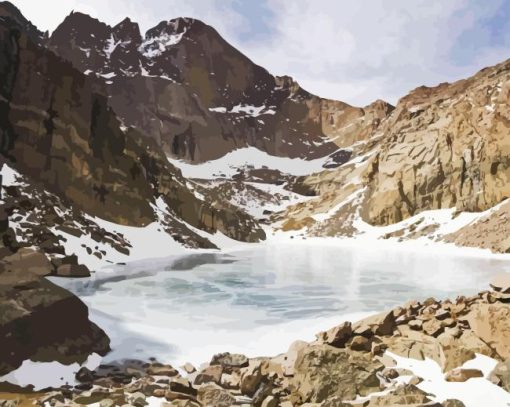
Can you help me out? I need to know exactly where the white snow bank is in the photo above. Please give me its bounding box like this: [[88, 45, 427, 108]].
[[387, 352, 510, 407], [167, 146, 330, 179]]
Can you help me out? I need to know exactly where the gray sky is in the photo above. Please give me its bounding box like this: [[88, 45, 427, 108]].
[[11, 0, 510, 106]]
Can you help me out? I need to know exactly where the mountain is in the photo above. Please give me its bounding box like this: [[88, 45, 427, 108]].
[[278, 57, 510, 252], [1, 0, 510, 382], [47, 12, 393, 162]]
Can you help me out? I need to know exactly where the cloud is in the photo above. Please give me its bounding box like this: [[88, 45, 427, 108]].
[[241, 0, 510, 105], [11, 0, 510, 106]]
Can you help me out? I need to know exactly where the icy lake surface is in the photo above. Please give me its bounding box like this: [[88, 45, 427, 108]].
[[55, 243, 510, 367]]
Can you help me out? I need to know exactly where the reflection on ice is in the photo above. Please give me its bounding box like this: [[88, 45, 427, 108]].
[[54, 242, 510, 368]]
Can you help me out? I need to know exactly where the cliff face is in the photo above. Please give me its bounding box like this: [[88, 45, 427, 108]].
[[363, 59, 510, 225], [0, 3, 264, 250], [48, 13, 393, 163]]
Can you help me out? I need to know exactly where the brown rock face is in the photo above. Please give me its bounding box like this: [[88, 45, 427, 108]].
[[363, 59, 510, 225], [0, 248, 110, 375], [48, 12, 393, 163], [0, 4, 265, 245]]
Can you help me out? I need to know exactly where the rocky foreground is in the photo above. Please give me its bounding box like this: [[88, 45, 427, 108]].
[[2, 275, 510, 407]]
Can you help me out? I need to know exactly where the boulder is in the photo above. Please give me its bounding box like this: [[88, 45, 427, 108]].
[[291, 344, 383, 403], [442, 400, 466, 407], [353, 310, 396, 337], [489, 358, 510, 391], [490, 273, 510, 294], [194, 365, 223, 385], [317, 322, 352, 347], [55, 263, 91, 278], [465, 303, 510, 359], [240, 360, 264, 396], [445, 368, 483, 382], [146, 363, 179, 377], [364, 384, 432, 406], [349, 336, 371, 352], [196, 383, 235, 407], [210, 352, 249, 370]]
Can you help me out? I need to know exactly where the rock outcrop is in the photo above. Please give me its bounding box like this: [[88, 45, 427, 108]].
[[0, 247, 110, 376]]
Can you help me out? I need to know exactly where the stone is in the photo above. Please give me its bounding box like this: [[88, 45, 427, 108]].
[[99, 399, 116, 407], [196, 383, 235, 407], [435, 309, 451, 320], [127, 392, 147, 407], [169, 377, 196, 396], [408, 319, 423, 330], [490, 273, 510, 294], [442, 400, 466, 407], [181, 363, 196, 374], [282, 340, 308, 377], [194, 365, 223, 385], [147, 363, 179, 377], [220, 371, 241, 389], [489, 358, 510, 391], [353, 310, 396, 337], [317, 322, 352, 347], [210, 352, 249, 370], [350, 336, 371, 352], [465, 303, 510, 359], [291, 344, 383, 402], [422, 319, 443, 337], [261, 395, 279, 407], [240, 360, 264, 397], [55, 263, 91, 278], [445, 368, 483, 382], [364, 384, 431, 406]]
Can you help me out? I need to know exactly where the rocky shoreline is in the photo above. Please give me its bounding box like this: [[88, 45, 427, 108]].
[[2, 274, 510, 406]]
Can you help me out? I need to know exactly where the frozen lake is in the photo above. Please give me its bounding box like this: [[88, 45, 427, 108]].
[[54, 242, 510, 368]]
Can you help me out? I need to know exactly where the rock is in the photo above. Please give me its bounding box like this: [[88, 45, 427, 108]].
[[0, 249, 110, 376], [489, 358, 510, 391], [317, 322, 352, 347], [127, 392, 147, 407], [465, 303, 510, 359], [365, 384, 431, 406], [291, 344, 383, 402], [240, 361, 264, 397], [442, 400, 466, 407], [1, 248, 52, 276], [76, 366, 95, 382], [210, 352, 249, 370], [282, 340, 308, 377], [350, 336, 371, 352], [435, 309, 451, 320], [169, 377, 196, 396], [99, 399, 116, 407], [422, 319, 443, 337], [490, 273, 510, 294], [408, 320, 423, 331], [445, 368, 483, 382], [181, 363, 196, 374], [353, 310, 396, 337], [260, 395, 278, 407], [147, 363, 179, 377], [73, 389, 110, 405], [252, 383, 273, 406], [55, 263, 91, 278], [220, 371, 241, 389], [196, 383, 235, 407], [194, 365, 223, 385]]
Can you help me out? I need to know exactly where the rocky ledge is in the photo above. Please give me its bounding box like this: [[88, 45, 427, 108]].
[[3, 274, 510, 406], [0, 246, 110, 377]]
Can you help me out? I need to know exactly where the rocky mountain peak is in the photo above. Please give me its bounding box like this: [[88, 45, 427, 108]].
[[0, 1, 45, 43], [113, 17, 142, 46]]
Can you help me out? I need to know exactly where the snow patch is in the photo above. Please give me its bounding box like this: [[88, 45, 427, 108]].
[[167, 147, 330, 179], [387, 352, 510, 407], [209, 104, 276, 117]]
